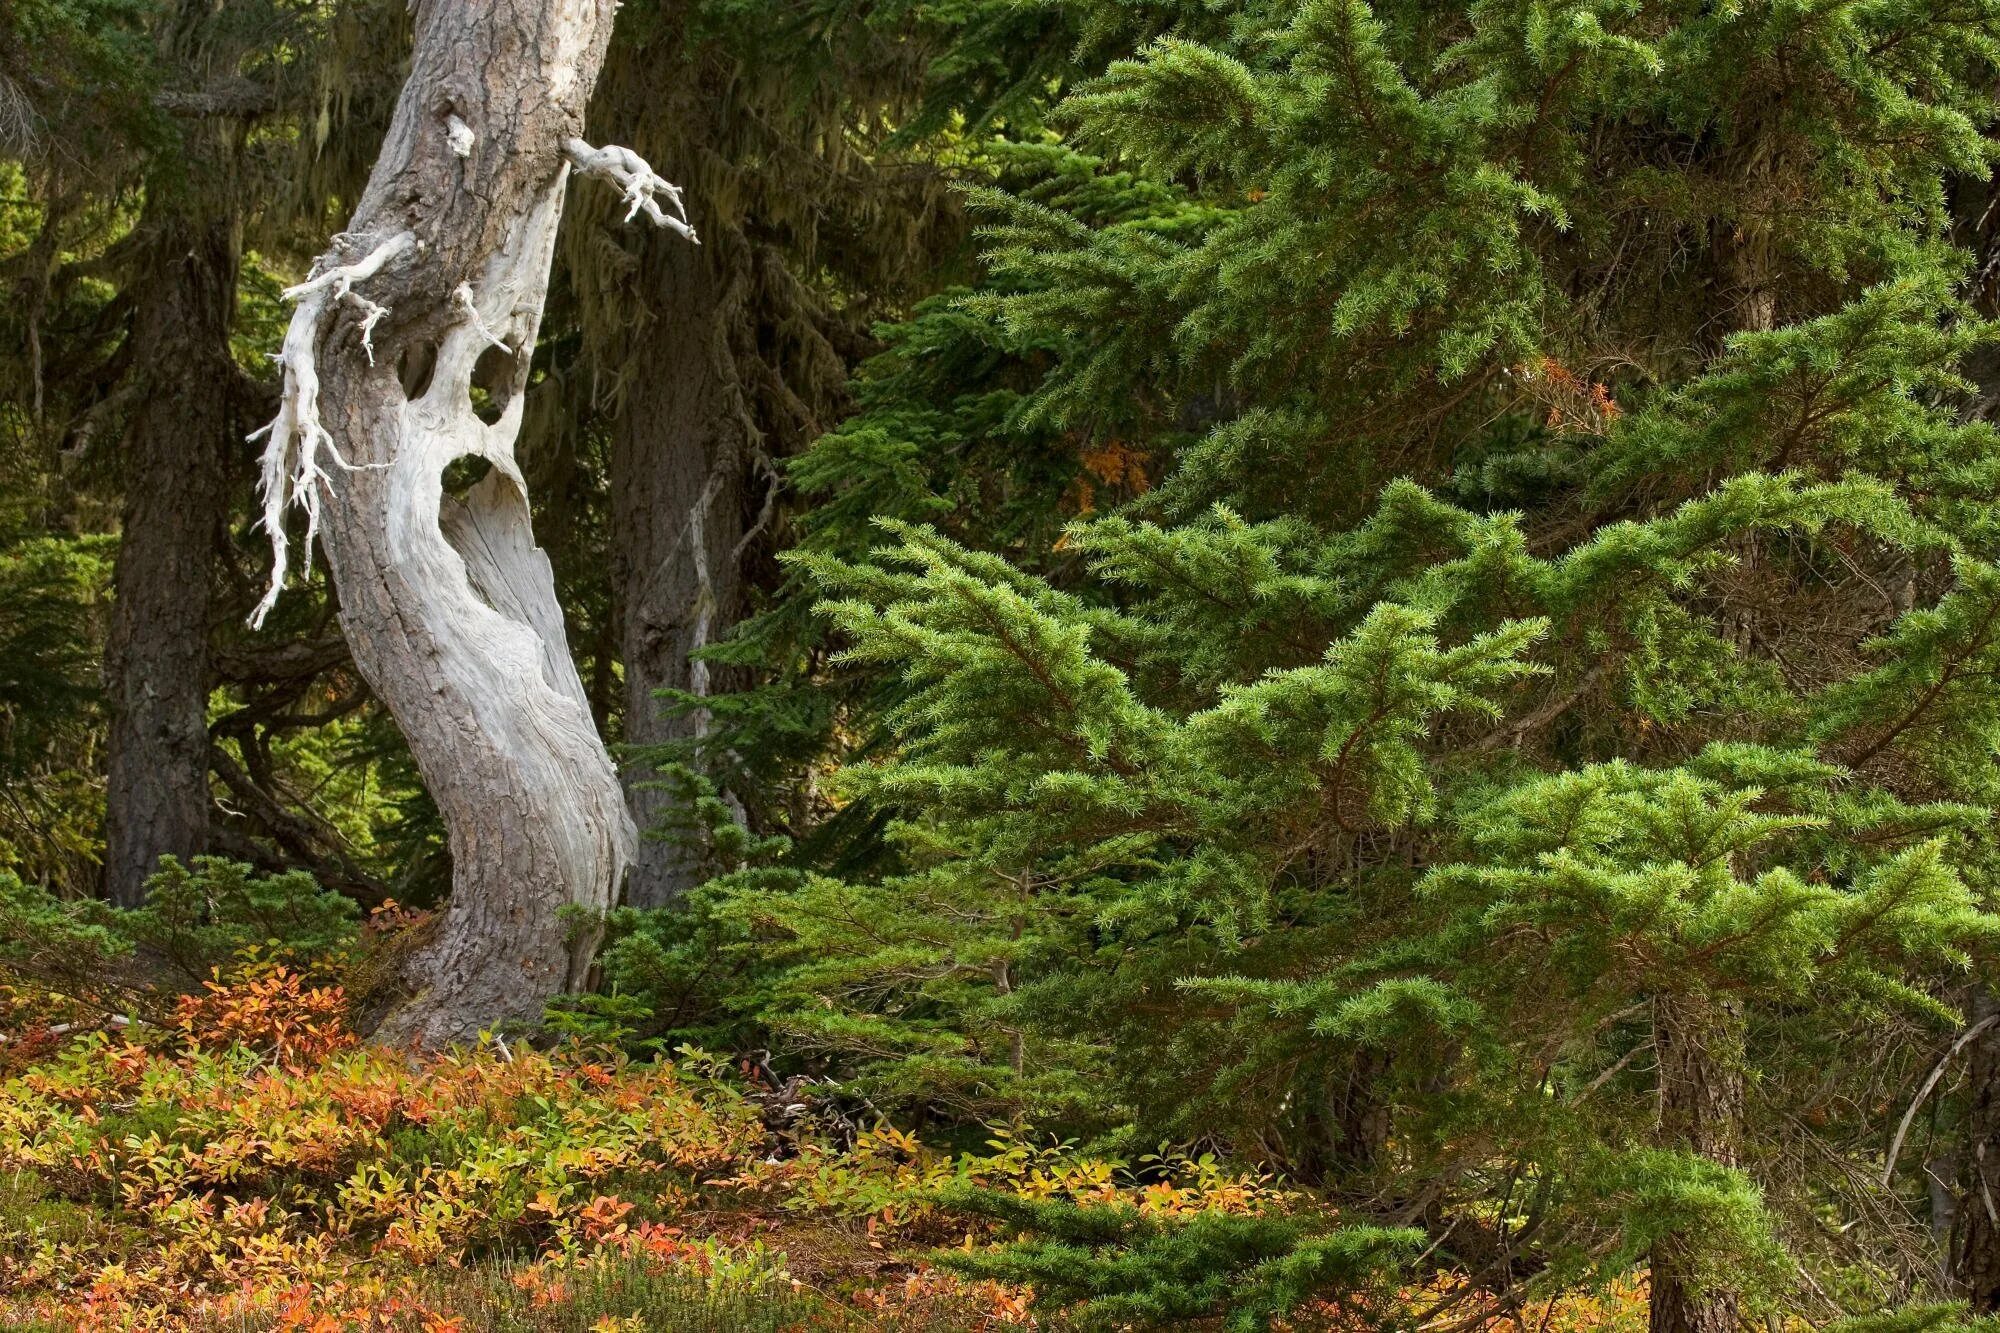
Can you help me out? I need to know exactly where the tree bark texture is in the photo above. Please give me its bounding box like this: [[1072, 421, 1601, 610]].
[[574, 17, 861, 907], [610, 233, 750, 907], [1650, 991, 1745, 1333], [1941, 165, 2000, 1308], [102, 206, 239, 906], [256, 0, 644, 1045]]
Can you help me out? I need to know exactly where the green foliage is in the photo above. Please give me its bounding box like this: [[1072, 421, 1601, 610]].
[[673, 0, 2000, 1322], [106, 856, 359, 982], [936, 1185, 1418, 1330], [1578, 1146, 1790, 1310], [0, 537, 108, 745], [548, 879, 773, 1058], [0, 536, 112, 895], [15, 0, 2000, 1323], [652, 137, 1188, 882], [0, 0, 162, 163], [1422, 756, 1991, 1017], [435, 1256, 834, 1332], [0, 857, 358, 1010], [1831, 1308, 2000, 1333]]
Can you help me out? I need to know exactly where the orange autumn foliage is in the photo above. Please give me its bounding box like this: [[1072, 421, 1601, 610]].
[[173, 965, 356, 1073], [0, 975, 1678, 1331], [1515, 355, 1622, 436]]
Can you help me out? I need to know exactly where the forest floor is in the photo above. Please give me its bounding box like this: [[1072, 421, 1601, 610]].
[[0, 968, 1652, 1331]]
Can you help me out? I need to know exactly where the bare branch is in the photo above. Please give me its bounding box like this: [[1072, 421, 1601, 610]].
[[1882, 1013, 2000, 1188], [154, 79, 277, 119], [280, 230, 416, 303], [248, 230, 416, 629], [562, 138, 699, 242], [454, 283, 511, 352]]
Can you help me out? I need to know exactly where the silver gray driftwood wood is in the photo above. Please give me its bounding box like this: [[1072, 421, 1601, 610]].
[[248, 0, 694, 1047]]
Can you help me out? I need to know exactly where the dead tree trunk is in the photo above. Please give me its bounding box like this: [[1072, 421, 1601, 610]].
[[1650, 991, 1746, 1333], [248, 0, 693, 1045], [102, 206, 238, 906]]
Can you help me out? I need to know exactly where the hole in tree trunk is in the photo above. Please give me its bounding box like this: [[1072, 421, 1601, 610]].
[[441, 454, 494, 497], [468, 342, 516, 425], [397, 340, 438, 399]]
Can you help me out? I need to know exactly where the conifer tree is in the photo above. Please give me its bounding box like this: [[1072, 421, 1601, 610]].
[[581, 0, 1081, 904], [0, 0, 414, 904], [693, 0, 2000, 1324]]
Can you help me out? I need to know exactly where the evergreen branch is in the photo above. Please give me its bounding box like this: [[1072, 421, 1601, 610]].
[[1842, 598, 2000, 767]]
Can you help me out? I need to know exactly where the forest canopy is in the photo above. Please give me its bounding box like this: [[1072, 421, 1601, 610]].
[[9, 0, 2000, 1329]]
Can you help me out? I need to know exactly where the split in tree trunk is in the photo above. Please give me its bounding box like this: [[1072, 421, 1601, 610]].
[[247, 0, 694, 1045]]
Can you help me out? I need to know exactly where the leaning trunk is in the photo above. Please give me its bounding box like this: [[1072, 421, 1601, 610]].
[[1650, 991, 1746, 1333], [103, 206, 238, 905], [249, 0, 673, 1045], [611, 235, 749, 908]]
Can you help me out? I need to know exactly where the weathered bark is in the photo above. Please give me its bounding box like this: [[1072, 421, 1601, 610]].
[[611, 234, 750, 907], [102, 206, 238, 905], [249, 0, 678, 1045], [1650, 991, 1745, 1333]]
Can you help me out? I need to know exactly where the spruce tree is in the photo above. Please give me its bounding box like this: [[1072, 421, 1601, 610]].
[[695, 0, 2000, 1324]]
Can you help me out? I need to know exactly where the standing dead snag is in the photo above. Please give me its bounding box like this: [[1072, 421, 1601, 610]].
[[248, 0, 695, 1047]]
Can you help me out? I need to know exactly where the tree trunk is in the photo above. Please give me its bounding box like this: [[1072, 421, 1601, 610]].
[[577, 13, 863, 906], [1651, 991, 1745, 1333], [611, 234, 750, 908], [249, 0, 680, 1045], [102, 206, 238, 906], [1954, 992, 2000, 1307], [1942, 163, 2000, 1310]]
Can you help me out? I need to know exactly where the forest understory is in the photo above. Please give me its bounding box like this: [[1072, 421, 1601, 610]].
[[12, 0, 2000, 1328]]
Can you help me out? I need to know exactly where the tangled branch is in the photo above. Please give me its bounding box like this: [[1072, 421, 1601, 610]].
[[563, 138, 699, 241], [248, 230, 416, 629]]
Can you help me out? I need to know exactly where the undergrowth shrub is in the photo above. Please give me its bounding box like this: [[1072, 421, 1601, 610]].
[[0, 856, 359, 1023], [0, 974, 1315, 1330], [934, 1187, 1419, 1331], [0, 965, 1797, 1330], [171, 964, 357, 1072]]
